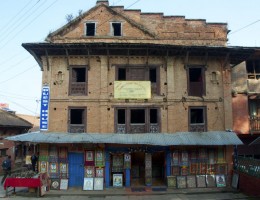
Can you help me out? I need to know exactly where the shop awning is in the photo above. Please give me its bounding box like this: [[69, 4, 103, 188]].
[[5, 131, 243, 146]]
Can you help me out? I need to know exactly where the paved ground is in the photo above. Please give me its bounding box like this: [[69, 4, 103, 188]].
[[0, 175, 255, 200]]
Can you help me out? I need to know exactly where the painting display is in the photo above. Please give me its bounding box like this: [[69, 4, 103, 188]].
[[50, 179, 60, 190], [60, 179, 68, 190], [124, 153, 131, 169], [206, 175, 216, 187], [94, 178, 104, 190], [40, 161, 47, 173], [186, 175, 196, 188], [95, 167, 104, 178], [113, 174, 123, 187], [83, 178, 94, 190], [60, 163, 68, 178], [95, 150, 104, 167], [196, 175, 206, 188], [86, 151, 94, 161], [231, 173, 239, 189], [216, 175, 226, 187], [177, 176, 186, 188], [167, 176, 177, 188], [85, 166, 95, 178]]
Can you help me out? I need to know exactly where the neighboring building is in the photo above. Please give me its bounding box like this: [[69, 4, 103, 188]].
[[17, 114, 40, 132], [232, 50, 260, 159], [0, 109, 32, 173], [8, 0, 252, 189]]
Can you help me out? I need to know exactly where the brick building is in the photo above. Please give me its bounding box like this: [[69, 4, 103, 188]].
[[0, 109, 32, 173], [7, 0, 253, 189], [232, 49, 260, 158]]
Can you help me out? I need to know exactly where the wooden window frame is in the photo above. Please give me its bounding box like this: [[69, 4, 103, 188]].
[[69, 65, 88, 96], [68, 107, 87, 133], [186, 65, 206, 97], [114, 107, 160, 133], [188, 106, 207, 132], [85, 22, 96, 36]]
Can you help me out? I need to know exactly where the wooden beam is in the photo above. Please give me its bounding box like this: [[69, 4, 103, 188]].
[[65, 49, 70, 70], [45, 49, 50, 71]]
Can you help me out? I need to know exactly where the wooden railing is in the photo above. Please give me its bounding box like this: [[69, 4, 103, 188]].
[[69, 124, 85, 133], [250, 116, 260, 132], [116, 124, 160, 133]]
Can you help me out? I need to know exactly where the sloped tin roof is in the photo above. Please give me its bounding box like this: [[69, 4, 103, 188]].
[[0, 110, 33, 128], [5, 131, 243, 146]]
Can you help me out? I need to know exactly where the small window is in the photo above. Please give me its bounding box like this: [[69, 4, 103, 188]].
[[189, 107, 207, 132], [118, 109, 125, 124], [246, 60, 260, 79], [69, 66, 88, 95], [112, 22, 121, 36], [68, 108, 86, 133], [187, 66, 205, 97], [131, 109, 145, 124], [118, 68, 126, 80], [150, 109, 158, 123], [86, 23, 95, 36]]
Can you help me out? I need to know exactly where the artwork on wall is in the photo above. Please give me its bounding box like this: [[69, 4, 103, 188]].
[[50, 179, 60, 190], [95, 150, 104, 167], [124, 153, 131, 169], [177, 176, 186, 188], [85, 166, 95, 178], [59, 147, 67, 158], [172, 151, 179, 166], [60, 179, 68, 190], [95, 167, 104, 178], [206, 175, 216, 187], [94, 178, 104, 190], [83, 178, 94, 190], [113, 174, 123, 187], [86, 151, 94, 161], [216, 175, 226, 187], [196, 175, 206, 188], [186, 175, 196, 188], [181, 151, 189, 166], [60, 163, 67, 178], [49, 162, 58, 173], [40, 161, 47, 173], [167, 176, 177, 188]]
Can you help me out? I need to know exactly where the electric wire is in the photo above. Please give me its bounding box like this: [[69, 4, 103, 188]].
[[229, 19, 260, 35]]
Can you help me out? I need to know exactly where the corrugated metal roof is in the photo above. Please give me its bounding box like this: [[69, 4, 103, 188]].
[[5, 131, 243, 146], [249, 136, 260, 146], [0, 109, 33, 128]]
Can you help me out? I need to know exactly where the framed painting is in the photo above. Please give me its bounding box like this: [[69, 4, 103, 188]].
[[85, 151, 94, 161], [83, 178, 94, 190], [206, 175, 216, 187], [50, 179, 60, 190], [95, 167, 104, 177], [113, 174, 123, 187], [216, 175, 226, 187], [196, 175, 206, 188], [60, 179, 68, 190], [172, 151, 179, 166], [96, 150, 103, 162], [85, 166, 95, 178], [186, 175, 196, 188], [60, 163, 67, 178], [49, 162, 58, 173], [94, 178, 104, 190], [177, 176, 186, 188], [59, 147, 67, 158], [40, 161, 47, 173], [167, 176, 177, 188]]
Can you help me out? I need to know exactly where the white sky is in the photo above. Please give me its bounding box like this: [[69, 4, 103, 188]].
[[0, 0, 259, 116]]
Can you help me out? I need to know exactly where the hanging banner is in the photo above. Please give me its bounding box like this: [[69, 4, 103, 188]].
[[40, 86, 50, 131]]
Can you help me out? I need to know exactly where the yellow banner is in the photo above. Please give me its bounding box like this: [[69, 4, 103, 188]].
[[114, 81, 151, 99]]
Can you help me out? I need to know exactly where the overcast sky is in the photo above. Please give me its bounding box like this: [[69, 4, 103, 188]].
[[0, 0, 259, 116]]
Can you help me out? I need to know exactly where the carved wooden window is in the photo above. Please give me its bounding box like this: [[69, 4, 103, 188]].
[[85, 22, 96, 36], [189, 106, 207, 132], [187, 66, 205, 97], [69, 65, 88, 96], [68, 107, 86, 133], [116, 65, 160, 95], [115, 107, 160, 134]]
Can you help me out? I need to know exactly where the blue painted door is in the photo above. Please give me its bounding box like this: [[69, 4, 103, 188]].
[[68, 152, 84, 187]]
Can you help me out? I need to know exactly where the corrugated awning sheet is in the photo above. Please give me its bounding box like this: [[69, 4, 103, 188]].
[[5, 131, 243, 146]]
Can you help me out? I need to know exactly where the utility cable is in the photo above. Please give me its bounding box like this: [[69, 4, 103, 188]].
[[229, 19, 260, 35]]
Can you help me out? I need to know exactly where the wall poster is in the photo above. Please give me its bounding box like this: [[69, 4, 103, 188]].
[[85, 166, 95, 178], [94, 178, 104, 190], [83, 177, 94, 190], [216, 175, 226, 187], [113, 174, 123, 187], [40, 161, 47, 173], [60, 179, 68, 190]]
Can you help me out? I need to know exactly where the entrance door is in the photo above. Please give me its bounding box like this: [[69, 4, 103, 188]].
[[152, 152, 165, 186], [131, 152, 145, 186], [68, 152, 84, 187]]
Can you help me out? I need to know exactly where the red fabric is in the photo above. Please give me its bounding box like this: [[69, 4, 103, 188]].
[[4, 178, 41, 190]]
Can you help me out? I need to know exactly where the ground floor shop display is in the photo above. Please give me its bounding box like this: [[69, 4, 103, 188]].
[[36, 144, 230, 190]]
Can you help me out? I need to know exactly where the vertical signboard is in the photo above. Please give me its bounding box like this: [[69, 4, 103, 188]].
[[40, 86, 50, 131]]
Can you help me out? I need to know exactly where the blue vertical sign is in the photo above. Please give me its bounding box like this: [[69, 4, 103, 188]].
[[40, 86, 50, 131]]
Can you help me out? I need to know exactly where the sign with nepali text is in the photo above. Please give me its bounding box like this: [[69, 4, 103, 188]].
[[114, 81, 151, 99], [40, 86, 50, 131]]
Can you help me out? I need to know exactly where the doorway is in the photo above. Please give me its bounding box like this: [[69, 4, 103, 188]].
[[131, 152, 145, 186], [68, 152, 84, 187], [152, 152, 165, 186]]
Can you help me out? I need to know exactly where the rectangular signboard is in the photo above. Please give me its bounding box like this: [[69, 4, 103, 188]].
[[40, 86, 50, 131], [114, 81, 151, 99]]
